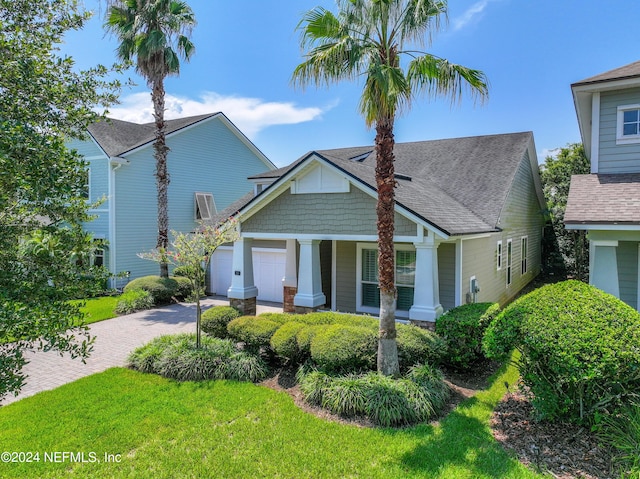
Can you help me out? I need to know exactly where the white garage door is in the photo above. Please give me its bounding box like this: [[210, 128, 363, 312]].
[[210, 247, 286, 303]]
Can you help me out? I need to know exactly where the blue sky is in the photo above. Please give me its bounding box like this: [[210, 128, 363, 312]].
[[63, 0, 639, 167]]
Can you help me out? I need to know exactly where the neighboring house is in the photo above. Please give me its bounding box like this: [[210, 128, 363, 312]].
[[566, 60, 640, 310], [210, 132, 546, 324], [67, 112, 276, 287]]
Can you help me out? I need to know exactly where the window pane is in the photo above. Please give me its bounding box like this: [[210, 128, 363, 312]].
[[362, 283, 380, 307], [397, 286, 413, 310], [396, 250, 416, 285], [362, 249, 378, 282], [624, 110, 639, 123], [624, 123, 639, 136]]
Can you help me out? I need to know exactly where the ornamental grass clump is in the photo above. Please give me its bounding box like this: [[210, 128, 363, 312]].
[[483, 280, 640, 424], [114, 289, 154, 315]]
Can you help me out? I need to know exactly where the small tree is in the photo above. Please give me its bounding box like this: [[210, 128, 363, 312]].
[[138, 219, 238, 347]]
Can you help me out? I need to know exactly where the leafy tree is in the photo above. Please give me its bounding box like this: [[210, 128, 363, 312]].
[[540, 143, 590, 281], [0, 0, 122, 400], [105, 0, 196, 278], [139, 219, 239, 348], [292, 0, 488, 375]]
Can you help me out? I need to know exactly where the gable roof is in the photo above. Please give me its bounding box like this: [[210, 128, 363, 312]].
[[565, 173, 640, 226], [233, 131, 542, 237], [572, 60, 640, 87]]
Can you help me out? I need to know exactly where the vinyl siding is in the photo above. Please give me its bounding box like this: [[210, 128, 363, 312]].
[[461, 151, 544, 306], [438, 242, 456, 311], [242, 187, 417, 236], [67, 137, 104, 158], [599, 88, 640, 173], [335, 241, 356, 312], [617, 241, 638, 309]]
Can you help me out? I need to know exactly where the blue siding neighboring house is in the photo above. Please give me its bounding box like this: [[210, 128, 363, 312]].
[[67, 112, 275, 286], [566, 61, 640, 310]]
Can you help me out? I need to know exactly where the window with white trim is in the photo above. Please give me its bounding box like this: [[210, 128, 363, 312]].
[[506, 239, 513, 286], [617, 104, 640, 144], [92, 248, 104, 268], [521, 236, 528, 275], [195, 192, 216, 220], [359, 245, 416, 312], [496, 240, 502, 271]]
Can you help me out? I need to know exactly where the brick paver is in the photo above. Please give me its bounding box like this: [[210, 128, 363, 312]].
[[1, 297, 281, 406]]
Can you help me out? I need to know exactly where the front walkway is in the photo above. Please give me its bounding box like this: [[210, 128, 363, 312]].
[[1, 297, 282, 406]]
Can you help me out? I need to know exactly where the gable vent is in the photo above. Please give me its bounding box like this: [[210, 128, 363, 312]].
[[349, 151, 373, 162], [395, 173, 412, 181]]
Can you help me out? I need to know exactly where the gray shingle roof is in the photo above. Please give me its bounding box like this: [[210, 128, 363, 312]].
[[565, 173, 640, 225], [238, 131, 538, 236], [572, 60, 640, 87], [88, 113, 219, 157]]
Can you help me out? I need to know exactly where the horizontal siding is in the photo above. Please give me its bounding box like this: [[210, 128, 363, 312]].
[[67, 138, 104, 158], [83, 212, 109, 240], [438, 242, 456, 311], [242, 187, 416, 236], [617, 241, 638, 309], [599, 88, 640, 173], [87, 158, 109, 208], [335, 241, 356, 312]]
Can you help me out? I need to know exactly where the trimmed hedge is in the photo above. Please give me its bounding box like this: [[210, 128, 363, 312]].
[[123, 275, 178, 304], [172, 276, 193, 300], [201, 306, 241, 339], [310, 325, 377, 373], [114, 289, 154, 314], [435, 302, 499, 370], [396, 323, 447, 371], [227, 316, 280, 351], [270, 321, 307, 360], [483, 280, 640, 423]]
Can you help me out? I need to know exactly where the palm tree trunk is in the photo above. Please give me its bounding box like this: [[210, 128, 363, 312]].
[[152, 77, 170, 278], [375, 115, 400, 377]]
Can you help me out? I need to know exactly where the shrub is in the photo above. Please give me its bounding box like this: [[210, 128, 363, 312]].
[[172, 276, 194, 300], [396, 323, 447, 371], [172, 265, 204, 278], [128, 333, 268, 382], [270, 321, 306, 360], [227, 316, 280, 351], [435, 302, 500, 370], [298, 364, 449, 426], [483, 280, 640, 423], [310, 325, 377, 373], [201, 306, 241, 339], [114, 289, 154, 315], [296, 324, 328, 358], [123, 275, 178, 304], [598, 404, 640, 475]]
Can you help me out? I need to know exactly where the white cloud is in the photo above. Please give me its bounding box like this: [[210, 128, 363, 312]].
[[106, 91, 328, 138], [453, 0, 500, 31]]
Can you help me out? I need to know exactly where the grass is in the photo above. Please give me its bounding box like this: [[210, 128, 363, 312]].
[[0, 356, 543, 478], [70, 296, 120, 325]]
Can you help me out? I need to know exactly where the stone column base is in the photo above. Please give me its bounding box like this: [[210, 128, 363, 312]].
[[230, 297, 257, 316], [409, 320, 436, 332], [294, 305, 320, 314], [283, 286, 297, 313]]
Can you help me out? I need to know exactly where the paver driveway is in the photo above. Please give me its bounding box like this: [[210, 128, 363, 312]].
[[1, 297, 281, 406]]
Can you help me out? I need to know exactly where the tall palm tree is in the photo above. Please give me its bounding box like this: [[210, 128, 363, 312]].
[[105, 0, 196, 277], [293, 0, 488, 376]]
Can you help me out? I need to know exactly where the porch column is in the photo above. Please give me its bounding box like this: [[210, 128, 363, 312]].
[[293, 239, 325, 313], [282, 239, 298, 313], [409, 237, 443, 324], [590, 240, 620, 298], [227, 237, 258, 315]]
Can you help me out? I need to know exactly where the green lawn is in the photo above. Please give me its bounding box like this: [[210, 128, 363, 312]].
[[0, 360, 542, 479], [71, 296, 120, 325]]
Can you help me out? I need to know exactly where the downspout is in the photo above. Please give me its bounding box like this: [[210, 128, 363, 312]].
[[109, 157, 130, 288]]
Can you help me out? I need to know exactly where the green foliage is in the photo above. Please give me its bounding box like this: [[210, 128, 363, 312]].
[[227, 316, 281, 352], [396, 323, 447, 372], [296, 324, 328, 358], [540, 143, 590, 279], [114, 290, 154, 315], [435, 302, 499, 370], [484, 280, 640, 423], [298, 363, 449, 426], [124, 275, 179, 304], [201, 306, 241, 339], [172, 275, 193, 300], [128, 334, 268, 382], [172, 265, 204, 278], [270, 322, 307, 360], [310, 325, 377, 373], [597, 404, 640, 476]]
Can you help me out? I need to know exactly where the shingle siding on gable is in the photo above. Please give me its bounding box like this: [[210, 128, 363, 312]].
[[599, 88, 640, 173], [461, 152, 543, 306], [241, 187, 417, 236]]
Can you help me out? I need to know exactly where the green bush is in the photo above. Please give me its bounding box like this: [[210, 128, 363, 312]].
[[270, 321, 306, 360], [598, 404, 640, 475], [172, 265, 204, 278], [201, 306, 241, 339], [483, 280, 640, 423], [298, 363, 449, 426], [128, 333, 268, 382], [310, 325, 377, 373], [114, 289, 154, 315], [396, 323, 447, 372], [435, 302, 499, 370], [123, 275, 178, 304], [296, 324, 328, 358], [227, 316, 281, 351], [172, 276, 194, 300]]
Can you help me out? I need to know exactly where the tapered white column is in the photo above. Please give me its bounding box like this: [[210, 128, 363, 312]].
[[227, 237, 258, 299], [409, 237, 443, 322], [293, 239, 325, 309]]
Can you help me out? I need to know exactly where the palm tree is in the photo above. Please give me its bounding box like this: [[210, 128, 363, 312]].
[[105, 0, 196, 278], [293, 0, 488, 376]]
